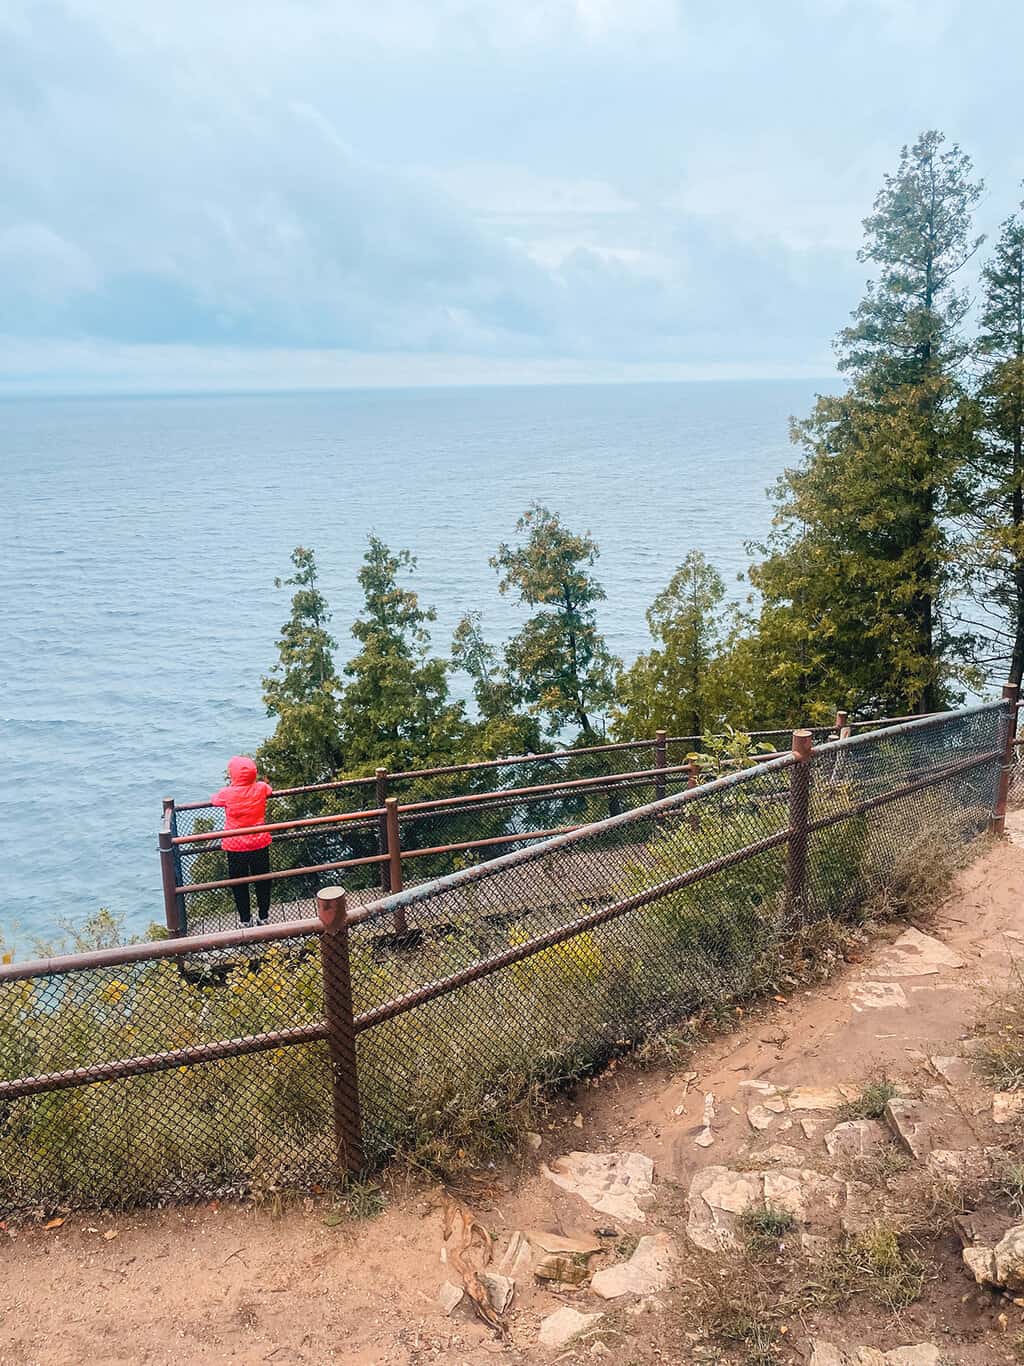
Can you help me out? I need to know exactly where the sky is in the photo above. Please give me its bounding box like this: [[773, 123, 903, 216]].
[[3, 0, 1024, 394]]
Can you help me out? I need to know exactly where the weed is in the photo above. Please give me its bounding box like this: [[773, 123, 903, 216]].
[[997, 1163, 1024, 1219], [343, 1179, 385, 1220], [803, 1222, 925, 1313], [738, 1204, 796, 1259], [838, 1075, 898, 1122]]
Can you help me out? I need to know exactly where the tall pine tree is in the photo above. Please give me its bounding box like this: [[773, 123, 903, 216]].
[[612, 551, 729, 739], [258, 546, 345, 786], [967, 207, 1024, 685], [492, 504, 619, 740], [748, 131, 983, 715], [336, 535, 466, 771]]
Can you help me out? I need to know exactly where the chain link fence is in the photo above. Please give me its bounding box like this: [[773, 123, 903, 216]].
[[3, 702, 1009, 1213]]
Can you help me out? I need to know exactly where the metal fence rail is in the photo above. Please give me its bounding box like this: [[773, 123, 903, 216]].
[[161, 723, 853, 937], [2, 697, 1013, 1213]]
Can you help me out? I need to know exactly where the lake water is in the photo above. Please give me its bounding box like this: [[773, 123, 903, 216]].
[[0, 379, 836, 945]]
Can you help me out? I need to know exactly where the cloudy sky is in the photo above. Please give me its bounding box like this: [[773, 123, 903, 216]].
[[3, 0, 1023, 393]]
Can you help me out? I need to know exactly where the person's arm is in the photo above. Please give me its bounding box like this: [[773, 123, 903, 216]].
[[210, 786, 229, 807]]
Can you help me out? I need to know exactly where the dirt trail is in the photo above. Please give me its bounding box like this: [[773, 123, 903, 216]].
[[5, 831, 1024, 1365]]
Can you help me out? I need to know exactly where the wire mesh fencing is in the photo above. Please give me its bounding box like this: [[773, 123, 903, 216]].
[[3, 700, 1011, 1213]]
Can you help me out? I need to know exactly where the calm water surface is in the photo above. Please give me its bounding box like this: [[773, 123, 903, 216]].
[[0, 379, 836, 943]]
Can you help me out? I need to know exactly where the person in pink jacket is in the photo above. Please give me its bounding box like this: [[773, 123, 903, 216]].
[[210, 756, 274, 925]]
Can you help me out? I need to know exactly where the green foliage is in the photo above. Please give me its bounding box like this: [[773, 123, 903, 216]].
[[740, 131, 985, 717], [739, 1203, 796, 1259], [967, 208, 1024, 686], [612, 550, 730, 740], [493, 504, 619, 740], [451, 609, 544, 758], [336, 535, 467, 773], [838, 1075, 898, 1122], [258, 546, 344, 787]]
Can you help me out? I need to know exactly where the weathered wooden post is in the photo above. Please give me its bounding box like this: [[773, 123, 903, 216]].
[[786, 730, 814, 925], [159, 797, 184, 936], [384, 797, 408, 936], [991, 682, 1020, 836], [317, 887, 364, 1175]]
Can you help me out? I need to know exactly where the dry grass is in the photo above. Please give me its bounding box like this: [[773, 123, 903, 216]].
[[838, 1075, 899, 1122]]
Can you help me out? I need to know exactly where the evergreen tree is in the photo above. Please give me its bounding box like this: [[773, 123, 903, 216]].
[[337, 535, 466, 771], [492, 504, 619, 740], [966, 207, 1024, 685], [612, 551, 729, 739], [451, 611, 544, 757], [747, 131, 983, 715], [257, 547, 344, 786]]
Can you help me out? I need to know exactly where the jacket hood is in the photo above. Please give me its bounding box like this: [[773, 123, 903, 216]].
[[227, 755, 258, 785]]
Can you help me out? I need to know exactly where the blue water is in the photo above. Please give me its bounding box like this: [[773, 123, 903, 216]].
[[0, 379, 836, 946]]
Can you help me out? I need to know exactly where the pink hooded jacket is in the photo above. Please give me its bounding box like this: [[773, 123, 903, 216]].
[[210, 756, 273, 852]]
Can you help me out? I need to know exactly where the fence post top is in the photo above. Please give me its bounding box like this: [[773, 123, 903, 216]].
[[317, 886, 348, 932], [1002, 682, 1020, 701], [385, 795, 399, 809], [791, 729, 814, 759]]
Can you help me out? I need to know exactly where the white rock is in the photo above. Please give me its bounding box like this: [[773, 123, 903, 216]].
[[496, 1230, 533, 1279], [994, 1223, 1024, 1290], [590, 1234, 678, 1299], [810, 1344, 942, 1366], [824, 1119, 887, 1158], [538, 1307, 604, 1350], [747, 1104, 779, 1131], [962, 1245, 997, 1285], [809, 1345, 851, 1366], [543, 1152, 655, 1224], [525, 1132, 542, 1151], [750, 1144, 805, 1164], [993, 1092, 1024, 1124], [850, 981, 909, 1011], [438, 1281, 464, 1315], [786, 1085, 858, 1111], [877, 927, 964, 976], [929, 1055, 974, 1085], [480, 1272, 515, 1314], [686, 1166, 763, 1251]]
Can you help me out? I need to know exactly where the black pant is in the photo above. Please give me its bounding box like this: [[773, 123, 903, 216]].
[[226, 846, 271, 924]]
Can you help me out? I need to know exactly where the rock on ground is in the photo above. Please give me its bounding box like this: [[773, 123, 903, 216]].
[[687, 1165, 845, 1251], [963, 1223, 1024, 1291], [537, 1306, 604, 1350], [543, 1152, 655, 1224], [590, 1234, 678, 1299], [809, 1342, 942, 1365]]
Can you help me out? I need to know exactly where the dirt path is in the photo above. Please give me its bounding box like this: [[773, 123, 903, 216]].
[[5, 831, 1024, 1365]]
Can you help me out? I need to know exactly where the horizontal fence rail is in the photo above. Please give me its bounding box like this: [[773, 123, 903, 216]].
[[2, 694, 1016, 1213], [161, 716, 910, 938]]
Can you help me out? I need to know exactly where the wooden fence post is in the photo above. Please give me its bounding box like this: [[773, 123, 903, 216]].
[[786, 730, 814, 924], [654, 730, 667, 803], [159, 798, 184, 936], [375, 768, 390, 893], [991, 682, 1020, 836], [317, 887, 364, 1176], [384, 797, 408, 937], [834, 709, 849, 740]]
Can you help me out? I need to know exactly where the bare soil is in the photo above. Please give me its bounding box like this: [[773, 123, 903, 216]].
[[6, 829, 1024, 1365]]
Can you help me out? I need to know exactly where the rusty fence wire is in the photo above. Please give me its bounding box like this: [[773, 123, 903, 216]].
[[1, 700, 1011, 1213]]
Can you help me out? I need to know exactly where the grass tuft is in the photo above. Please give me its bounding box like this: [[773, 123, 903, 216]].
[[738, 1203, 797, 1260], [838, 1075, 898, 1122]]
